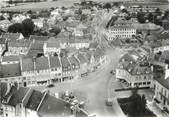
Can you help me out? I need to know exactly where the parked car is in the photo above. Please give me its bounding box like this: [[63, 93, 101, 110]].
[[47, 84, 55, 88], [110, 70, 115, 75], [105, 98, 113, 106]]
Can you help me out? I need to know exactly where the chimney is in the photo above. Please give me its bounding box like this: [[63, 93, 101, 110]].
[[32, 57, 36, 70]]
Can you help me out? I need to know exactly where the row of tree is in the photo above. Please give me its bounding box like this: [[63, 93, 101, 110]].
[[8, 18, 35, 37], [128, 89, 147, 117]]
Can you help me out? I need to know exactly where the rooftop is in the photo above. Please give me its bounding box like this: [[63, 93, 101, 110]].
[[7, 87, 29, 107], [77, 53, 88, 64], [156, 77, 169, 90], [68, 55, 79, 66], [2, 33, 23, 41], [0, 63, 21, 78], [8, 39, 31, 48], [60, 57, 71, 68], [36, 56, 49, 71], [28, 40, 44, 57], [38, 94, 71, 117], [0, 38, 7, 44], [2, 56, 19, 64], [21, 57, 34, 72], [49, 56, 61, 68], [29, 35, 49, 41], [25, 90, 44, 111], [0, 82, 8, 98]]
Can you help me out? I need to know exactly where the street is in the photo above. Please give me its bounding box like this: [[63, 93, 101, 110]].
[[33, 47, 126, 117], [32, 9, 127, 117]]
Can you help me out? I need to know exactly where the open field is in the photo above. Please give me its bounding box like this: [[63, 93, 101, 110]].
[[0, 0, 169, 12], [0, 0, 141, 12]]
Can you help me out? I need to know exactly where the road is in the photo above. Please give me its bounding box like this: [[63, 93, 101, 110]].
[[32, 8, 127, 117], [33, 47, 126, 117]]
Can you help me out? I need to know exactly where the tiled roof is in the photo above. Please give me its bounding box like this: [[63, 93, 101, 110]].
[[57, 31, 71, 39], [85, 51, 92, 62], [0, 20, 11, 25], [25, 90, 44, 111], [7, 87, 29, 107], [89, 42, 99, 49], [60, 57, 71, 68], [69, 37, 90, 43], [0, 63, 21, 78], [49, 56, 61, 68], [68, 55, 79, 66], [0, 38, 7, 44], [158, 31, 169, 40], [46, 42, 60, 48], [36, 56, 49, 71], [93, 47, 105, 60], [156, 77, 169, 90], [2, 33, 22, 41], [76, 110, 88, 117], [2, 55, 20, 62], [119, 60, 152, 75], [29, 35, 49, 41], [46, 37, 60, 48], [3, 86, 17, 103], [8, 40, 31, 48], [28, 40, 44, 57], [160, 51, 169, 61], [77, 53, 88, 64], [38, 94, 71, 117], [0, 82, 8, 98], [21, 58, 34, 72]]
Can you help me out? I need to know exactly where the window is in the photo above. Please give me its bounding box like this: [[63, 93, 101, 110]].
[[147, 82, 151, 85], [143, 82, 146, 85], [139, 82, 142, 85], [164, 90, 167, 97], [161, 88, 163, 94], [144, 76, 146, 80]]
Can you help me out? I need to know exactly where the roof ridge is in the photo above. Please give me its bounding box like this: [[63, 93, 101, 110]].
[[36, 92, 47, 112]]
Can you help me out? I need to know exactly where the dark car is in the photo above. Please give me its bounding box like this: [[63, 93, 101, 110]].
[[110, 70, 115, 75], [47, 84, 55, 88]]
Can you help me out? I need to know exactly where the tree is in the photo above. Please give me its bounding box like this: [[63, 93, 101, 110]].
[[27, 10, 33, 14], [163, 10, 169, 20], [49, 26, 61, 36], [103, 3, 111, 9], [141, 95, 146, 115], [22, 18, 35, 36], [7, 23, 24, 34], [155, 8, 162, 16], [137, 12, 146, 23], [80, 14, 88, 21], [128, 88, 147, 117], [148, 13, 154, 23], [121, 9, 128, 14], [38, 10, 50, 17], [0, 16, 5, 20], [125, 14, 132, 20]]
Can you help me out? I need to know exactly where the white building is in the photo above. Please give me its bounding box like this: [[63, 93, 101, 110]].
[[154, 77, 169, 111], [116, 48, 153, 88], [105, 18, 137, 41]]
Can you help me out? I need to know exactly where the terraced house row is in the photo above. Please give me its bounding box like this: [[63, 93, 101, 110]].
[[0, 33, 106, 87]]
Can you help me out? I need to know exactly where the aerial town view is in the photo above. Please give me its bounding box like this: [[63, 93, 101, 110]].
[[1, 0, 169, 117]]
